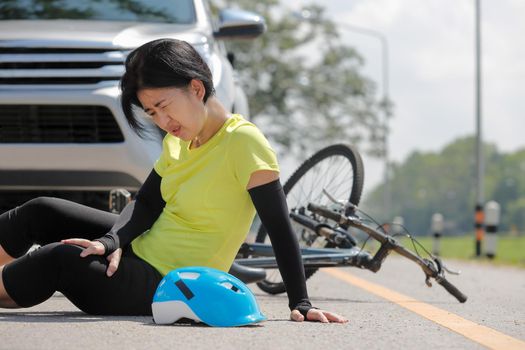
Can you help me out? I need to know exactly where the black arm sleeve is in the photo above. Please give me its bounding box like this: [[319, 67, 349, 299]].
[[248, 179, 316, 316], [94, 169, 165, 255]]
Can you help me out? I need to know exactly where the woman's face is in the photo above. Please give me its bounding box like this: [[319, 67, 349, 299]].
[[137, 80, 206, 141]]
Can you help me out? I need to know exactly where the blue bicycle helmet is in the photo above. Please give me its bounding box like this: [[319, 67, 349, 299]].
[[152, 266, 266, 327]]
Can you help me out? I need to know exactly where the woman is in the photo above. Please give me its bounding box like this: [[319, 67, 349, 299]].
[[0, 38, 347, 324]]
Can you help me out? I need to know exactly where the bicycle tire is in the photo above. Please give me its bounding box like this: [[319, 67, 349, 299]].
[[255, 144, 364, 294]]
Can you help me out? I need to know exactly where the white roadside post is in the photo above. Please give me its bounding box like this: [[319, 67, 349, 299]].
[[431, 213, 444, 256], [392, 216, 404, 235], [484, 201, 500, 259]]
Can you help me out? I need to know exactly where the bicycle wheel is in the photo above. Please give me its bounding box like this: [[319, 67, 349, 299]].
[[255, 144, 364, 294]]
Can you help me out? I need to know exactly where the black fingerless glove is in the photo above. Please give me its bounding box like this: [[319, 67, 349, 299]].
[[93, 235, 116, 257], [294, 301, 319, 319]]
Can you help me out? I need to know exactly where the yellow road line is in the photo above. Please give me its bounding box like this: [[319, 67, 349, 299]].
[[324, 268, 525, 350]]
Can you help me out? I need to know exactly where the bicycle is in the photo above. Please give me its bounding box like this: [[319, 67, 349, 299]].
[[108, 143, 467, 303], [233, 144, 468, 303]]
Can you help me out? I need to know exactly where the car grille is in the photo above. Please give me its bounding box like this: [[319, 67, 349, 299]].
[[0, 47, 126, 85], [0, 105, 124, 143]]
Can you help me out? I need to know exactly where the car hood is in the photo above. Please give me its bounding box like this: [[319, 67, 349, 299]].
[[0, 20, 208, 49]]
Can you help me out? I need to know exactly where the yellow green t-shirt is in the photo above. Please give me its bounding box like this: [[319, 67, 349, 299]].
[[131, 114, 279, 276]]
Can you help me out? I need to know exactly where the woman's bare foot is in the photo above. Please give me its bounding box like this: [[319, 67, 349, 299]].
[[0, 245, 15, 266], [0, 265, 19, 308]]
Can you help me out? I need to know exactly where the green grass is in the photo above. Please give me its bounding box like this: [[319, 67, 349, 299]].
[[398, 234, 525, 268]]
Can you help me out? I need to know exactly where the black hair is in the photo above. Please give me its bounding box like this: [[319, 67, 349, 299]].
[[120, 38, 215, 137]]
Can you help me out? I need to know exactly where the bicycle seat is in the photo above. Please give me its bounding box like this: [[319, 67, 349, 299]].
[[228, 262, 266, 284]]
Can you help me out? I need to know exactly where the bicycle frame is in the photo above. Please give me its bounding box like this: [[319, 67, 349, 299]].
[[236, 242, 372, 269], [235, 202, 468, 303]]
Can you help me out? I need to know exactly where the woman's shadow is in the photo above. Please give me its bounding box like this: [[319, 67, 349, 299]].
[[0, 312, 266, 327], [0, 310, 151, 324]]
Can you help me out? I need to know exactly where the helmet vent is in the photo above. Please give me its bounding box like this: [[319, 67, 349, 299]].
[[221, 282, 240, 292], [179, 272, 200, 280]]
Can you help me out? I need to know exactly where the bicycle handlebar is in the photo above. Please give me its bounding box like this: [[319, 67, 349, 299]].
[[306, 203, 468, 303], [307, 203, 345, 223], [436, 277, 468, 303]]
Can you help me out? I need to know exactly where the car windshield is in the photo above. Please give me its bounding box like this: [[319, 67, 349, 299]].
[[0, 0, 196, 24]]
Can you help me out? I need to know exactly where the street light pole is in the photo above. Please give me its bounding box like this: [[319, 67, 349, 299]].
[[337, 23, 391, 222], [474, 0, 484, 257]]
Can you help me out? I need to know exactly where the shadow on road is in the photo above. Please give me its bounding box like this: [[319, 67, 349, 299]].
[[0, 311, 149, 324], [0, 312, 268, 328]]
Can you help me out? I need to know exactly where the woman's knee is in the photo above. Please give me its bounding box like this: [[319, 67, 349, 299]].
[[26, 242, 91, 272], [45, 242, 88, 265], [0, 243, 89, 309], [21, 197, 64, 217], [17, 197, 84, 246], [45, 243, 107, 283], [12, 197, 64, 235], [0, 198, 60, 258]]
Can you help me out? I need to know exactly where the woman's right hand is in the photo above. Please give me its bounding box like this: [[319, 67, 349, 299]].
[[61, 238, 122, 277]]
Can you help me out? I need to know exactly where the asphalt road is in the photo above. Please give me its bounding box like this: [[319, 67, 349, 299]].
[[1, 256, 524, 350]]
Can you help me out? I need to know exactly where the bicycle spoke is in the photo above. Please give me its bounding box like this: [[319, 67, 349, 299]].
[[255, 144, 364, 294]]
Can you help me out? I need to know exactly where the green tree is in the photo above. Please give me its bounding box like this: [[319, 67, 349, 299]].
[[213, 1, 386, 155], [364, 136, 525, 234], [496, 150, 525, 232], [506, 198, 525, 232]]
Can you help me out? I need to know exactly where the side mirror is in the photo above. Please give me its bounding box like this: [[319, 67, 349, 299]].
[[214, 8, 266, 39]]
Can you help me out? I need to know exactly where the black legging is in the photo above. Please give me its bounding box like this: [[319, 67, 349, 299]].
[[0, 197, 162, 315]]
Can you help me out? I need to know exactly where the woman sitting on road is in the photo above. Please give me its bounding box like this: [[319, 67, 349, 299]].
[[0, 38, 347, 324]]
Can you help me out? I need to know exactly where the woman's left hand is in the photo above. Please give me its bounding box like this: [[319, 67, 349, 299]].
[[290, 308, 348, 323], [61, 238, 122, 277]]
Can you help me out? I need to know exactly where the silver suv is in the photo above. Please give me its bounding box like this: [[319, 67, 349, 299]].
[[0, 0, 265, 212]]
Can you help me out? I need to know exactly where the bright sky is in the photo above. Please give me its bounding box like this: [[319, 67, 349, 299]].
[[292, 0, 525, 192]]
